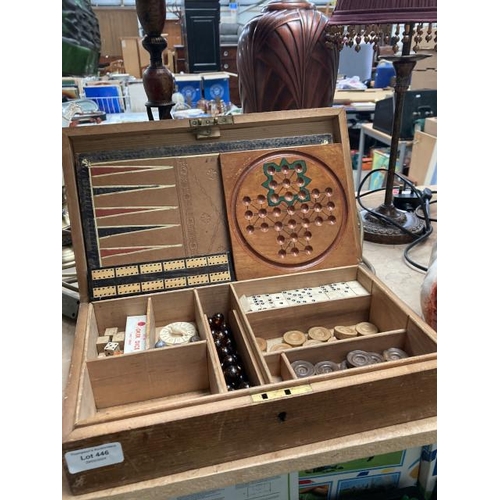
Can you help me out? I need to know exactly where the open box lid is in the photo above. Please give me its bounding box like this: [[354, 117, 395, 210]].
[[62, 108, 362, 304]]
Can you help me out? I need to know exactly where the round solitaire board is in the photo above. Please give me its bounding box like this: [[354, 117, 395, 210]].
[[220, 144, 356, 280]]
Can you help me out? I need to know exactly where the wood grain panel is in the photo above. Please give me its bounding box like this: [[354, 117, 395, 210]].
[[87, 341, 210, 408], [64, 363, 436, 495], [220, 144, 360, 280], [95, 7, 140, 58]]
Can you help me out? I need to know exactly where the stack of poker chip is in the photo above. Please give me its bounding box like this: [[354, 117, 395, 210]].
[[289, 346, 410, 379]]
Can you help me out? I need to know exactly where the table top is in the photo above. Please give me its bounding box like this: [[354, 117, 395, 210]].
[[360, 122, 414, 144], [357, 186, 437, 316], [333, 88, 393, 105]]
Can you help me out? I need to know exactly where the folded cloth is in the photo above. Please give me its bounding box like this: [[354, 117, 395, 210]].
[[336, 76, 368, 90]]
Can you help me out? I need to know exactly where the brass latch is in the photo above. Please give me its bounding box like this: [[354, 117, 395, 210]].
[[189, 115, 234, 139]]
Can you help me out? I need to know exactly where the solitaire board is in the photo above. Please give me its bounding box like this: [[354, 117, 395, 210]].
[[62, 109, 436, 498], [220, 144, 357, 280]]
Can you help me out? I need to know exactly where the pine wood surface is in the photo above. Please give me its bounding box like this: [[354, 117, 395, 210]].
[[63, 416, 436, 500], [64, 361, 435, 496], [63, 270, 437, 495]]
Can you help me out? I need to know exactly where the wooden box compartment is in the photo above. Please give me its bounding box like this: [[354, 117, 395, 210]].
[[80, 284, 268, 412], [64, 270, 436, 497], [232, 266, 437, 384], [265, 328, 435, 383], [83, 289, 221, 410], [62, 109, 436, 498]]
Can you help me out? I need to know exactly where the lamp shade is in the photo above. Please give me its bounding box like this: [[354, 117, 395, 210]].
[[328, 0, 437, 25], [326, 0, 437, 54]]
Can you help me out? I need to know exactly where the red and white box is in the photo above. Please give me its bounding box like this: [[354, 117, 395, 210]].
[[124, 315, 147, 353]]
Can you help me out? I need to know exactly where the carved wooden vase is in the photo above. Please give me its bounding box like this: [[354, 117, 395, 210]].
[[136, 0, 175, 119], [237, 0, 339, 113]]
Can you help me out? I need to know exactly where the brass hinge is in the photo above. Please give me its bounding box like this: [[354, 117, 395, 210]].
[[189, 115, 234, 139], [251, 384, 313, 403]]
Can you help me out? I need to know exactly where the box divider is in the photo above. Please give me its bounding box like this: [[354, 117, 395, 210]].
[[229, 309, 266, 387], [146, 297, 155, 350], [74, 303, 98, 426], [229, 289, 274, 384], [194, 289, 228, 394], [279, 353, 297, 381]]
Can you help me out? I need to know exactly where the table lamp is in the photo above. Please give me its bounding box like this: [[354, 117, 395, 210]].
[[326, 0, 437, 244]]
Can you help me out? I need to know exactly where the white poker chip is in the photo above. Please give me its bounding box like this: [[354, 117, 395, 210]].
[[159, 322, 197, 345]]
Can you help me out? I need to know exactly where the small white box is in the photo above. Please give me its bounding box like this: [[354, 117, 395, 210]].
[[124, 315, 147, 353]]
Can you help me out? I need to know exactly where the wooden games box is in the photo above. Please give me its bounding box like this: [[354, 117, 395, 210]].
[[62, 108, 437, 498]]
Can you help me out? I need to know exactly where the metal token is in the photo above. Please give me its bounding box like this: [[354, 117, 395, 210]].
[[314, 360, 338, 374], [346, 349, 372, 368], [367, 351, 385, 363], [383, 347, 409, 361], [338, 360, 348, 370], [291, 360, 315, 378]]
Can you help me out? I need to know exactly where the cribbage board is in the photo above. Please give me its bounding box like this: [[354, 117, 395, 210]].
[[62, 108, 436, 499]]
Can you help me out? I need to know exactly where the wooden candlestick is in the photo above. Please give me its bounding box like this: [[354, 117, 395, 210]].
[[136, 0, 175, 120]]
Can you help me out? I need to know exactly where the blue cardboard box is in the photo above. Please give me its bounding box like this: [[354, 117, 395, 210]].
[[202, 72, 231, 104], [174, 74, 203, 106]]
